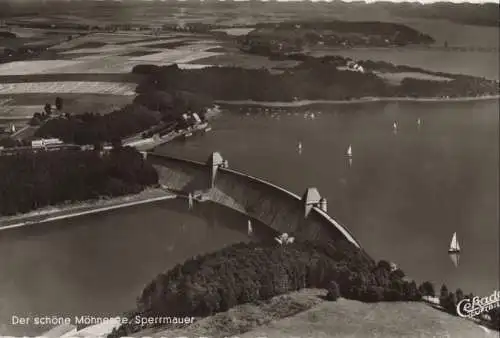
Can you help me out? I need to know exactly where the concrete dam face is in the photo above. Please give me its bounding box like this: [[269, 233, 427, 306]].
[[147, 152, 361, 248]]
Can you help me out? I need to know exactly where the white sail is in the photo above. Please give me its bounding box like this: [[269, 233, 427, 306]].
[[247, 220, 253, 235], [393, 122, 398, 130], [346, 145, 352, 157], [417, 118, 421, 127], [450, 232, 460, 251]]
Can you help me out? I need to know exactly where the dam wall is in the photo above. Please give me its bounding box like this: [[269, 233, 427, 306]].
[[147, 152, 361, 248]]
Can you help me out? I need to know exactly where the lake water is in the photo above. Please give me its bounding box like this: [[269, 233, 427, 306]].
[[1, 100, 497, 335], [0, 199, 267, 335], [157, 100, 499, 298]]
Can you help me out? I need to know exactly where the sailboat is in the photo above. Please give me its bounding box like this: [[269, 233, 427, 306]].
[[417, 118, 422, 127], [393, 121, 398, 133], [247, 220, 253, 236], [448, 232, 461, 268], [346, 145, 352, 157]]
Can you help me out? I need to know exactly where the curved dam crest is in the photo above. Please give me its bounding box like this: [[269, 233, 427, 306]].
[[147, 152, 362, 249]]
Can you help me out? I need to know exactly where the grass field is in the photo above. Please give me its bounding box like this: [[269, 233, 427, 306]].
[[0, 93, 135, 116], [378, 72, 453, 85], [313, 48, 499, 80], [140, 289, 497, 338], [0, 60, 85, 76], [0, 105, 42, 119]]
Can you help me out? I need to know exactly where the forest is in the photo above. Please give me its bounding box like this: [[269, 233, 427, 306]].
[[0, 146, 158, 216], [34, 103, 161, 145], [136, 59, 499, 102], [249, 20, 435, 47], [109, 238, 500, 337], [110, 239, 425, 337]]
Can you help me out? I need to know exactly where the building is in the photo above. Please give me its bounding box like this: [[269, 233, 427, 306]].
[[346, 60, 365, 73], [31, 138, 63, 148]]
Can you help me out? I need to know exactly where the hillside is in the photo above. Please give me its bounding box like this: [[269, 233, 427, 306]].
[[248, 20, 435, 48], [131, 289, 496, 338]]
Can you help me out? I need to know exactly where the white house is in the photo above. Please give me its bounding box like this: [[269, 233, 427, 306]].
[[346, 60, 365, 73]]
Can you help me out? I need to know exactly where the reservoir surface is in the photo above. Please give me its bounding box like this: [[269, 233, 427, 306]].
[[0, 101, 498, 335]]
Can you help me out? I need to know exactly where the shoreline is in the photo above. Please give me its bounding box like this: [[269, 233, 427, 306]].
[[0, 187, 177, 231], [215, 95, 500, 107]]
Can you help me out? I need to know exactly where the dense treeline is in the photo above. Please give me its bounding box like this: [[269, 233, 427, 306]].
[[136, 60, 499, 102], [137, 63, 390, 101], [109, 239, 426, 337], [0, 147, 158, 216], [0, 136, 25, 148], [251, 20, 434, 46], [34, 88, 212, 145], [133, 86, 212, 120], [0, 31, 17, 38], [35, 104, 161, 145]]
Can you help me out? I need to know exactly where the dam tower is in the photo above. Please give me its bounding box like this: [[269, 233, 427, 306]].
[[207, 152, 228, 188], [302, 187, 328, 218]]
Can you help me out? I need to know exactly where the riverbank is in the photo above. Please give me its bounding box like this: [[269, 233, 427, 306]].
[[0, 187, 176, 231], [215, 94, 500, 108]]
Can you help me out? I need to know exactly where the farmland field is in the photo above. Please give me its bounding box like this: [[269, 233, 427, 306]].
[[0, 60, 86, 76], [1, 3, 498, 121], [0, 104, 40, 119], [0, 93, 135, 116], [0, 81, 137, 95]]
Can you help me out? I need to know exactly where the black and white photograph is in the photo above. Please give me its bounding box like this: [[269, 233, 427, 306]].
[[0, 0, 498, 337]]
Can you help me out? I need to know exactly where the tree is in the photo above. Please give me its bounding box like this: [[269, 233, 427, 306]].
[[44, 103, 52, 115], [445, 293, 457, 315], [440, 284, 449, 298], [455, 288, 464, 302], [390, 268, 405, 280], [29, 114, 41, 126], [376, 260, 391, 272], [488, 308, 500, 330], [326, 280, 340, 301], [439, 284, 450, 308], [55, 97, 63, 111], [362, 286, 384, 302], [419, 281, 435, 297]]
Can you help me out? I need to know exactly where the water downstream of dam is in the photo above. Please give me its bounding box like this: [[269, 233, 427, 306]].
[[0, 99, 498, 335]]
